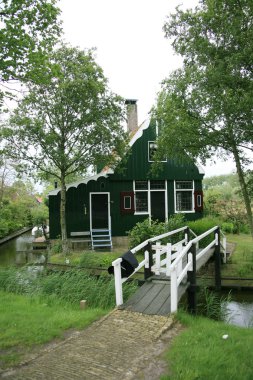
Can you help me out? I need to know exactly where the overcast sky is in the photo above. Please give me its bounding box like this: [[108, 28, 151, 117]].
[[59, 0, 237, 177]]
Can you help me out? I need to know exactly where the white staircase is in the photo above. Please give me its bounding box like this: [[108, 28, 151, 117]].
[[91, 229, 112, 249]]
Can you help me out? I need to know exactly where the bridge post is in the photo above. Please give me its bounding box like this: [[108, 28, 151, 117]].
[[112, 258, 123, 306], [214, 227, 222, 291], [144, 242, 153, 280], [185, 227, 190, 245], [187, 242, 197, 314]]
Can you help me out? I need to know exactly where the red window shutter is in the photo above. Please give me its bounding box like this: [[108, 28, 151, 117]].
[[120, 192, 135, 214], [194, 191, 203, 212]]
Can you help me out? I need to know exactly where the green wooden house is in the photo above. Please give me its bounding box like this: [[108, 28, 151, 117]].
[[48, 100, 204, 248]]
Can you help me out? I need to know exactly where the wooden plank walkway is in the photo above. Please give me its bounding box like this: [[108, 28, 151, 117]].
[[119, 276, 188, 316], [120, 247, 215, 316]]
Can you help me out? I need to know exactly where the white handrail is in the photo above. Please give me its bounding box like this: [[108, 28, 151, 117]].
[[191, 225, 218, 244], [111, 225, 222, 308], [170, 241, 192, 271], [131, 226, 188, 254]]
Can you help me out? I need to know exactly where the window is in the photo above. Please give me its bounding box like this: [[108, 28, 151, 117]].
[[194, 191, 203, 212], [148, 142, 157, 162], [135, 180, 148, 190], [134, 180, 166, 214], [176, 181, 193, 190], [150, 180, 165, 190], [148, 142, 166, 162], [134, 181, 148, 213], [135, 192, 148, 212], [120, 192, 135, 214], [124, 196, 132, 209], [175, 181, 194, 212]]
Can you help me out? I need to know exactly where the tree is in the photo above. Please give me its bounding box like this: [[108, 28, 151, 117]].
[[153, 0, 253, 236], [0, 0, 61, 85], [0, 178, 40, 237], [4, 45, 128, 252]]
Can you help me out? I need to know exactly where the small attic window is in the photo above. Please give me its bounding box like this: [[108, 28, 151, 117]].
[[149, 142, 157, 162], [148, 141, 166, 162]]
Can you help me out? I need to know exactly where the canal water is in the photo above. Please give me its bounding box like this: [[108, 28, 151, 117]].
[[0, 233, 252, 328], [0, 231, 47, 266], [223, 291, 253, 328]]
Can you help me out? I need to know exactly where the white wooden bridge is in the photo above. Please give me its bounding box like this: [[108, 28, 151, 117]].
[[111, 226, 226, 315]]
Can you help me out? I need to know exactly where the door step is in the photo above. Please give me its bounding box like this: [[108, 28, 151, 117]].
[[91, 229, 112, 249]]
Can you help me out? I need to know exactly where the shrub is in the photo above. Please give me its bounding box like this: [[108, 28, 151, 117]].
[[127, 214, 186, 249], [221, 222, 235, 234], [188, 217, 222, 247], [50, 239, 63, 254]]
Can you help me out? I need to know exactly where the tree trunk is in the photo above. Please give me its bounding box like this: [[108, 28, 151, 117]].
[[232, 146, 253, 238], [60, 174, 68, 253]]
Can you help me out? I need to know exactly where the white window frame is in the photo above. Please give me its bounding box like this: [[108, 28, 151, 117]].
[[134, 180, 168, 221], [174, 180, 195, 213], [124, 195, 132, 210], [148, 141, 167, 162], [196, 194, 202, 208], [134, 180, 149, 215]]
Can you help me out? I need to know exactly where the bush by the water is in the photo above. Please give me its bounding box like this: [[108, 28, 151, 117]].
[[127, 214, 186, 249], [187, 217, 222, 247], [0, 267, 138, 309], [127, 215, 223, 249]]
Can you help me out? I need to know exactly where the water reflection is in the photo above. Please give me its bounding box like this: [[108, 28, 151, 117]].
[[225, 301, 253, 327], [0, 232, 47, 266]]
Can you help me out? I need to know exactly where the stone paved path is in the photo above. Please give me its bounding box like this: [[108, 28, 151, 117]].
[[1, 309, 176, 380]]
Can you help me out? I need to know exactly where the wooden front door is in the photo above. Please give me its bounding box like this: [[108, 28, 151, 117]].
[[90, 193, 110, 229], [151, 191, 165, 222]]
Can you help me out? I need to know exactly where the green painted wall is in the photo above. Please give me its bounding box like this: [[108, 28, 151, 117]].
[[49, 120, 204, 239]]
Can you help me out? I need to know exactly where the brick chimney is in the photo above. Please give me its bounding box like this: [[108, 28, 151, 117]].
[[125, 99, 138, 133]]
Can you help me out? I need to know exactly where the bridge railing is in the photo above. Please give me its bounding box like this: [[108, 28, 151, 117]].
[[170, 225, 225, 312], [112, 225, 226, 309], [112, 226, 194, 306]]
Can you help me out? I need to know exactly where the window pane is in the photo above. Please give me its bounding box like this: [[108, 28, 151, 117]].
[[124, 196, 131, 209], [135, 180, 148, 190], [135, 192, 148, 212], [150, 180, 165, 189], [197, 194, 202, 208], [176, 181, 193, 190], [176, 191, 192, 211], [149, 142, 157, 161]]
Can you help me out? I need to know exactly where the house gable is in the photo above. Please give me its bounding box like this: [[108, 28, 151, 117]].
[[111, 119, 204, 181]]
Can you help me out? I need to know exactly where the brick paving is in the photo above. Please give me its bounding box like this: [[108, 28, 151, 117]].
[[1, 309, 175, 380]]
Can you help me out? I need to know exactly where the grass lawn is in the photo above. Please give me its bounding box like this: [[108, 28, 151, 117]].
[[49, 248, 145, 269], [161, 311, 253, 380], [222, 233, 253, 278], [49, 249, 124, 267], [0, 290, 108, 368]]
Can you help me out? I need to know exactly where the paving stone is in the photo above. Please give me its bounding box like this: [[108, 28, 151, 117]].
[[1, 309, 174, 380]]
